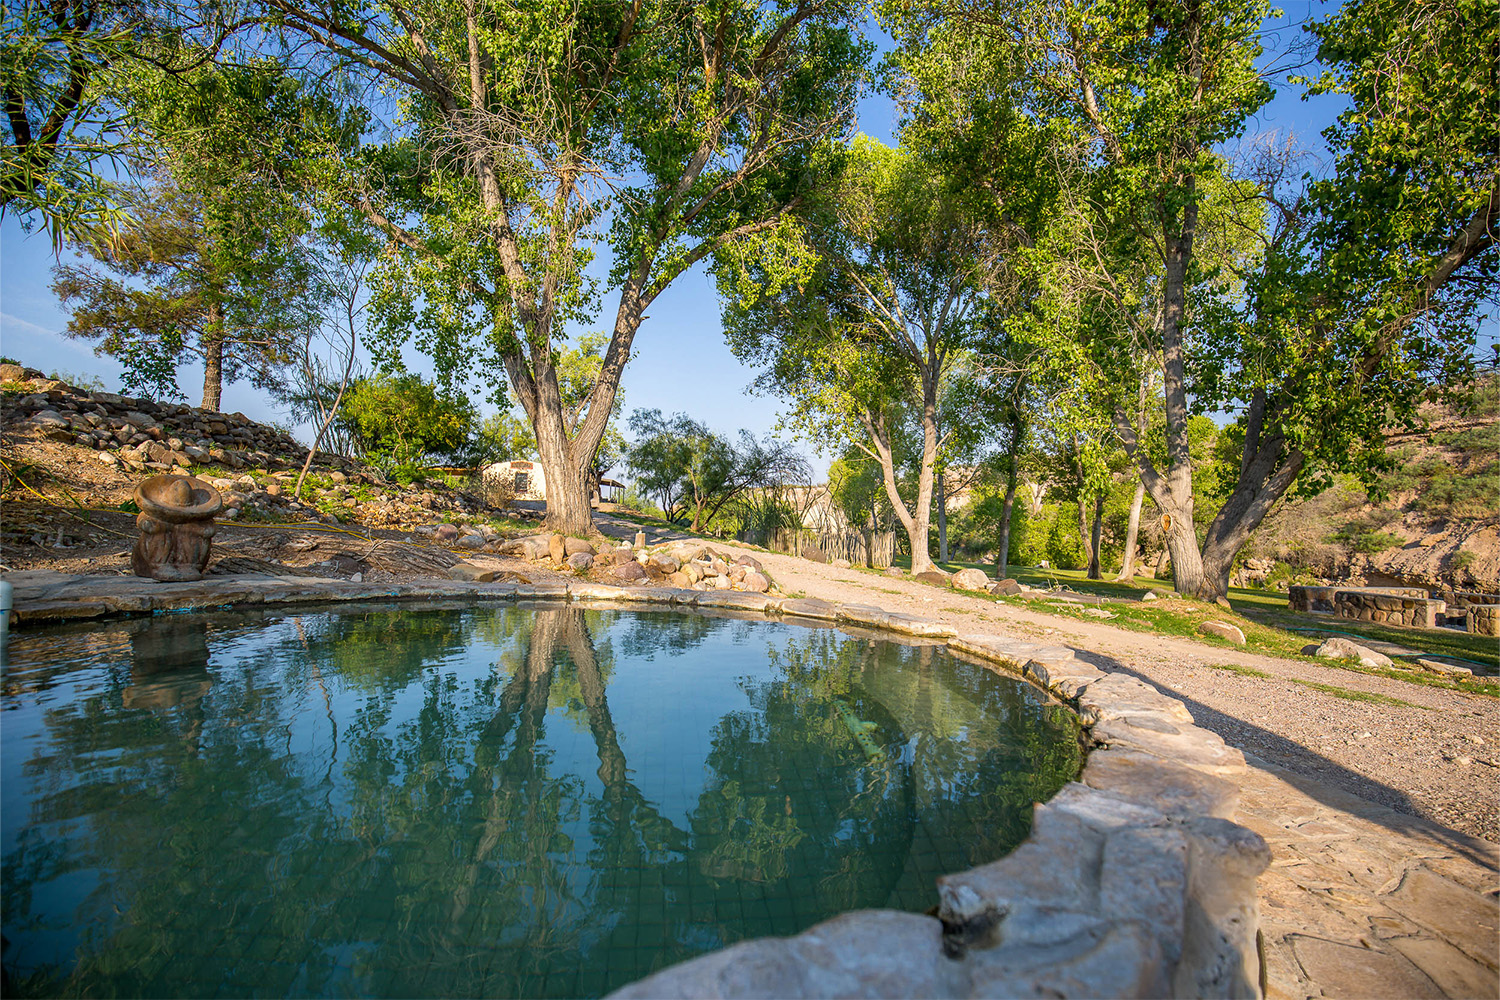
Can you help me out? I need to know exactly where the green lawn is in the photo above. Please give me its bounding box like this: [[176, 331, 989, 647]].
[[589, 526, 1498, 694], [893, 554, 1499, 692]]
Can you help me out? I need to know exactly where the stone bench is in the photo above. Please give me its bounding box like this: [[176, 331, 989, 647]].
[[1287, 585, 1428, 615], [1331, 590, 1446, 629]]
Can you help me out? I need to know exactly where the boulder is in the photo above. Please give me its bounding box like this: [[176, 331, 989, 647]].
[[563, 537, 595, 557], [612, 560, 648, 583], [548, 533, 566, 563], [1314, 636, 1394, 669], [741, 571, 770, 593], [915, 570, 952, 588], [498, 534, 552, 561], [1197, 620, 1246, 645], [567, 552, 594, 571], [803, 548, 828, 564], [988, 578, 1023, 596], [591, 547, 631, 567], [454, 534, 487, 550], [648, 554, 681, 574], [952, 568, 991, 592], [448, 562, 501, 583], [733, 554, 764, 573], [433, 523, 460, 542], [884, 567, 904, 577]]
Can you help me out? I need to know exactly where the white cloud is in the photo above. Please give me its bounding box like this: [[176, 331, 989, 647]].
[[0, 311, 61, 340]]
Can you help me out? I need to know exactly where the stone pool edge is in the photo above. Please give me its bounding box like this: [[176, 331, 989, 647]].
[[7, 574, 1271, 999]]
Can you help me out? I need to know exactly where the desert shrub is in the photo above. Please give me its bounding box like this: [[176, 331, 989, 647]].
[[1333, 527, 1406, 553]]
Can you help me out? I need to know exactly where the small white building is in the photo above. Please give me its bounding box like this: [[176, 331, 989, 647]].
[[482, 460, 547, 500], [480, 462, 625, 505]]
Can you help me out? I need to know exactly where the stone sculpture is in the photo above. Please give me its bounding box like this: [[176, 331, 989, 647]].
[[132, 475, 223, 581]]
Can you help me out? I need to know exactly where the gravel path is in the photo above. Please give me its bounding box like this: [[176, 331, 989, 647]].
[[611, 529, 1500, 845]]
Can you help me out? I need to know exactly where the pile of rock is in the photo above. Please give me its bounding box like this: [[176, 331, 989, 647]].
[[497, 536, 775, 593], [910, 566, 1027, 597], [2, 364, 337, 472], [2, 365, 506, 529]]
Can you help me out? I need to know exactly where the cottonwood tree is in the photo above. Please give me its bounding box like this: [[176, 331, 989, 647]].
[[269, 0, 866, 534], [1176, 0, 1498, 596], [898, 0, 1496, 599], [724, 138, 1019, 573]]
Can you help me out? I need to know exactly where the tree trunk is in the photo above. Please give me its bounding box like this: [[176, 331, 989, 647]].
[[1087, 493, 1104, 579], [996, 468, 1018, 579], [1161, 505, 1207, 599], [1115, 481, 1145, 581], [912, 367, 939, 574], [863, 397, 937, 576], [201, 302, 224, 411], [937, 465, 948, 563], [533, 406, 594, 535], [1194, 434, 1306, 599], [1076, 494, 1093, 571]]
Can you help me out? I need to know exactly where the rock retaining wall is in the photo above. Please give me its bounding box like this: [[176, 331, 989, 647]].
[[7, 570, 1272, 998], [1467, 605, 1499, 638], [1288, 584, 1462, 631], [1331, 590, 1446, 628], [1, 364, 337, 472], [1287, 584, 1428, 614]]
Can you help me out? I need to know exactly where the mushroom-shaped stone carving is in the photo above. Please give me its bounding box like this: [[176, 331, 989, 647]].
[[131, 475, 223, 581]]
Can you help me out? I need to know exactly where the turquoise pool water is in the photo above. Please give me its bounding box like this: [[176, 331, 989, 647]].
[[1, 603, 1082, 998]]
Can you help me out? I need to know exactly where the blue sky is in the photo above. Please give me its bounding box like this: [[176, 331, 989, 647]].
[[0, 3, 1370, 474]]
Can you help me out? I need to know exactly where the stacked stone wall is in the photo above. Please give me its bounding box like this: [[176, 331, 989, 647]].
[[1434, 589, 1500, 615], [1332, 590, 1446, 629], [1467, 605, 1499, 638], [1, 364, 343, 473], [1287, 585, 1427, 615]]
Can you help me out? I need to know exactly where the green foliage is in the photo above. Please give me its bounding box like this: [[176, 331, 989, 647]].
[[468, 410, 538, 466], [626, 409, 811, 533], [339, 373, 477, 471], [0, 0, 195, 249], [1333, 529, 1405, 555], [303, 0, 867, 529], [49, 61, 357, 408]]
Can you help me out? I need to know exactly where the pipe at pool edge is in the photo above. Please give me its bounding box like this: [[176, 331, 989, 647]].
[[1, 578, 12, 660]]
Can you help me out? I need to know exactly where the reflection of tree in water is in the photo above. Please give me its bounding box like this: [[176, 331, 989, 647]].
[[3, 606, 1081, 999], [613, 608, 733, 659], [768, 629, 1083, 875]]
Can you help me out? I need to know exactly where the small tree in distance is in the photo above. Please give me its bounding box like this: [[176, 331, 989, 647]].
[[626, 410, 810, 534]]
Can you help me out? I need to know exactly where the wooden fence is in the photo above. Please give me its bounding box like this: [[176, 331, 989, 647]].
[[738, 527, 895, 569]]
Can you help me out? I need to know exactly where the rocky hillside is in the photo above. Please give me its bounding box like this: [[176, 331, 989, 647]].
[[1239, 376, 1498, 592], [0, 364, 535, 568]]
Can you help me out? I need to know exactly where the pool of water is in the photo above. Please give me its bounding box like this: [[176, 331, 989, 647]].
[[1, 603, 1082, 998]]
